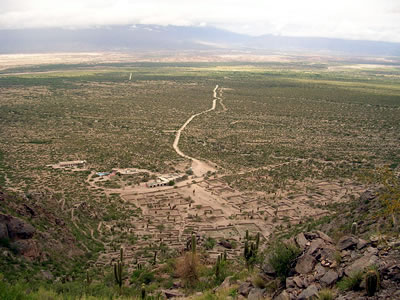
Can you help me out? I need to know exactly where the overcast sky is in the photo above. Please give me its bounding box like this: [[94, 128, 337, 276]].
[[0, 0, 399, 42]]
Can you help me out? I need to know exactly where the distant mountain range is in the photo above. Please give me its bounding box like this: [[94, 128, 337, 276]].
[[0, 25, 399, 56]]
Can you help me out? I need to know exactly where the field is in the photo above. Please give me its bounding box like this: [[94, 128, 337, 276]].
[[0, 54, 399, 293]]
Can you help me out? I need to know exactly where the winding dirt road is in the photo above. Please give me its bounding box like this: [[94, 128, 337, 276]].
[[172, 85, 220, 176]]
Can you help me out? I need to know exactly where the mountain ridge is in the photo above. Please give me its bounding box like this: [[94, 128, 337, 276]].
[[1, 24, 399, 56]]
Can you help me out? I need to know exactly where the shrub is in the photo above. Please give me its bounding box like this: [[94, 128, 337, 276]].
[[316, 288, 335, 300], [269, 242, 301, 280], [204, 237, 216, 250], [175, 252, 200, 287], [337, 271, 363, 291]]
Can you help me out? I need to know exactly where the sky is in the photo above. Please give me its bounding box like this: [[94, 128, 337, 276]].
[[0, 0, 399, 43]]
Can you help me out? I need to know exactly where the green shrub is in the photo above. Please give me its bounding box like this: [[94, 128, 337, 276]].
[[337, 271, 363, 291], [316, 288, 335, 300], [204, 237, 216, 250], [269, 242, 301, 280]]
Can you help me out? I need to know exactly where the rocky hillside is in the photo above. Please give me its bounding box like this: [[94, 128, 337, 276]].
[[207, 189, 400, 300], [1, 185, 399, 299], [0, 188, 87, 282]]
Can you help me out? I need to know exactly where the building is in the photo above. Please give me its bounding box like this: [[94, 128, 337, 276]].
[[58, 160, 87, 168]]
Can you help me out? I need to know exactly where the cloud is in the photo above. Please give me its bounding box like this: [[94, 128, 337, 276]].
[[0, 0, 399, 42]]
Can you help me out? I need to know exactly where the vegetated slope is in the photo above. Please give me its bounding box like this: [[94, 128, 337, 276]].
[[0, 187, 94, 283]]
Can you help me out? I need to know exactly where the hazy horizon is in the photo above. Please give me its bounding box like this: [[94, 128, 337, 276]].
[[1, 0, 399, 43]]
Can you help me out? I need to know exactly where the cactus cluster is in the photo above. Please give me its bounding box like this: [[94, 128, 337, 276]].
[[244, 232, 260, 269], [113, 247, 124, 289], [215, 251, 227, 280]]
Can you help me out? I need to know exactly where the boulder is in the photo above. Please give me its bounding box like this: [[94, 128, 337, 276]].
[[307, 239, 325, 256], [248, 288, 265, 300], [320, 270, 338, 286], [163, 290, 184, 299], [344, 254, 379, 276], [219, 240, 232, 249], [293, 276, 304, 288], [295, 254, 317, 274], [238, 282, 252, 296], [295, 232, 308, 250], [356, 238, 368, 250], [262, 258, 276, 276], [316, 231, 333, 244], [0, 214, 35, 240], [286, 277, 295, 288], [274, 290, 290, 300], [337, 236, 358, 251], [314, 264, 326, 280], [297, 284, 318, 300], [11, 239, 40, 260], [216, 276, 233, 291]]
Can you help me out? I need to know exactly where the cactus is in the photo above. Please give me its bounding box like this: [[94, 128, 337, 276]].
[[223, 250, 227, 261], [191, 234, 196, 255], [153, 250, 157, 265], [255, 232, 260, 250], [86, 270, 92, 286], [351, 222, 358, 235], [215, 257, 220, 279], [114, 248, 124, 289], [141, 283, 146, 299], [365, 270, 379, 296], [244, 240, 249, 258], [114, 261, 123, 289], [245, 229, 249, 240]]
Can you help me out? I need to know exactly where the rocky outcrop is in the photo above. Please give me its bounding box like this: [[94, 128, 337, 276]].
[[256, 230, 400, 300], [0, 213, 40, 260]]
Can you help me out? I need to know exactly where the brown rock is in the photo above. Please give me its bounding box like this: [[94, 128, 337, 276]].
[[293, 276, 304, 288], [295, 232, 308, 250], [238, 282, 252, 296], [320, 270, 338, 286], [297, 284, 318, 300], [11, 239, 40, 260], [316, 231, 333, 244], [0, 214, 36, 240], [163, 290, 184, 299], [344, 254, 379, 276], [314, 263, 326, 280], [307, 239, 325, 256], [219, 239, 232, 249], [274, 290, 290, 300], [295, 254, 317, 274], [337, 236, 358, 251], [248, 288, 265, 300]]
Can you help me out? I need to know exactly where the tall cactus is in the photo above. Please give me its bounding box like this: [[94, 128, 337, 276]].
[[191, 234, 196, 255], [153, 250, 157, 265], [114, 261, 123, 289], [114, 247, 124, 289], [86, 270, 92, 286], [365, 270, 379, 296], [255, 232, 260, 251], [245, 229, 249, 241]]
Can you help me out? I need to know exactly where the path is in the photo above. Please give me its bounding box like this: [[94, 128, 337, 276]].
[[172, 85, 219, 176]]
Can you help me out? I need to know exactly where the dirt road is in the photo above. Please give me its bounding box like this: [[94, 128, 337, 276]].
[[172, 85, 219, 176]]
